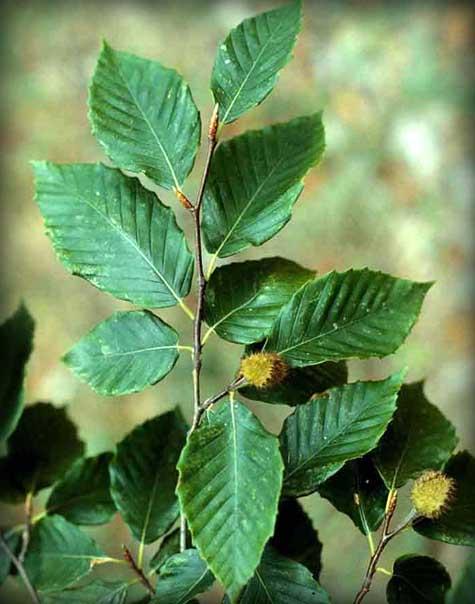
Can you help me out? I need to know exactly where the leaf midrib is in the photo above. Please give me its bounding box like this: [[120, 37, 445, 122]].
[[99, 345, 178, 358], [112, 52, 180, 190], [73, 188, 184, 306]]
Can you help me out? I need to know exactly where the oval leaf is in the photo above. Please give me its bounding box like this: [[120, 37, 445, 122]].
[[387, 555, 451, 604], [318, 456, 388, 534], [64, 311, 179, 396], [212, 1, 302, 124], [270, 499, 322, 579], [280, 372, 404, 496], [204, 257, 314, 344], [265, 269, 432, 366], [177, 400, 283, 602], [373, 382, 458, 489], [238, 547, 330, 604], [33, 162, 194, 311], [110, 410, 187, 545], [152, 549, 214, 604], [0, 402, 84, 499], [24, 515, 106, 593], [0, 304, 34, 442], [46, 453, 116, 525], [202, 114, 325, 258], [89, 42, 200, 190], [414, 451, 475, 546]]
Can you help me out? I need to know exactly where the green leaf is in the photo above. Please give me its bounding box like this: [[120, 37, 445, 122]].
[[46, 453, 116, 525], [41, 580, 128, 604], [414, 451, 475, 546], [318, 456, 388, 534], [64, 311, 179, 396], [177, 400, 283, 602], [270, 499, 322, 579], [0, 402, 84, 499], [204, 257, 314, 344], [238, 547, 330, 604], [149, 528, 182, 573], [110, 410, 187, 544], [387, 555, 451, 604], [280, 372, 404, 497], [211, 1, 302, 124], [89, 41, 200, 190], [373, 382, 458, 489], [202, 114, 325, 258], [265, 269, 432, 366], [241, 348, 347, 406], [33, 162, 194, 312], [151, 549, 214, 604], [0, 531, 21, 586], [448, 554, 475, 604], [24, 515, 106, 592], [0, 304, 34, 442]]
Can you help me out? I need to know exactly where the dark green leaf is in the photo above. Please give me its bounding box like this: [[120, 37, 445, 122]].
[[24, 515, 106, 592], [41, 579, 128, 603], [89, 42, 200, 190], [387, 555, 451, 604], [0, 531, 21, 586], [448, 554, 475, 604], [241, 348, 347, 406], [414, 451, 475, 546], [149, 528, 182, 572], [265, 269, 432, 366], [46, 453, 116, 525], [151, 549, 214, 604], [202, 114, 325, 258], [204, 258, 314, 344], [238, 547, 330, 604], [374, 382, 458, 489], [0, 304, 34, 442], [110, 410, 187, 544], [33, 162, 194, 311], [270, 499, 322, 579], [318, 456, 388, 534], [64, 311, 179, 396], [177, 400, 283, 603], [280, 372, 404, 496], [211, 1, 302, 124], [0, 402, 84, 498]]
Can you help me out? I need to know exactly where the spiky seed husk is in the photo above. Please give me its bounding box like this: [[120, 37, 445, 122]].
[[411, 470, 455, 519], [239, 352, 288, 389]]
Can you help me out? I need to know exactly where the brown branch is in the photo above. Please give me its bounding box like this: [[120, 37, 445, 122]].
[[353, 490, 398, 604], [0, 533, 40, 604], [191, 376, 246, 432], [180, 104, 219, 553], [122, 545, 154, 595], [18, 492, 34, 564]]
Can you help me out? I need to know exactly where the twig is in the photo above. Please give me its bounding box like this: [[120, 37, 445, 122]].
[[0, 533, 40, 604], [179, 103, 219, 553], [353, 490, 399, 604], [18, 492, 34, 564], [122, 545, 155, 595], [191, 376, 246, 432]]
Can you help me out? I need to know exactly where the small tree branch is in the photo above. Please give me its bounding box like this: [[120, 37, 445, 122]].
[[18, 492, 34, 564], [0, 533, 40, 604], [122, 545, 155, 595], [353, 489, 399, 604], [179, 104, 219, 553]]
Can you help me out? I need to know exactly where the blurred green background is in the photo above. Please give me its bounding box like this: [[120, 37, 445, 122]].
[[1, 0, 474, 602]]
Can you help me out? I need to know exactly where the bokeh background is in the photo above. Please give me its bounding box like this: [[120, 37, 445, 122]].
[[1, 0, 474, 602]]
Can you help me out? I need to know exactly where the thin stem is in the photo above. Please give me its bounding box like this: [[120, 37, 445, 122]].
[[18, 491, 34, 564], [353, 489, 399, 604], [191, 376, 246, 432], [0, 533, 40, 604], [179, 103, 219, 553], [122, 545, 155, 595], [376, 567, 392, 577], [177, 345, 194, 353]]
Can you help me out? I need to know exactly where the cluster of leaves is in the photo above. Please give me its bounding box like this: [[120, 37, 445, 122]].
[[1, 2, 474, 603]]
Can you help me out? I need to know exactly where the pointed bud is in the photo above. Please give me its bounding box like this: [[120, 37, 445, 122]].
[[411, 470, 455, 519], [239, 352, 288, 389]]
